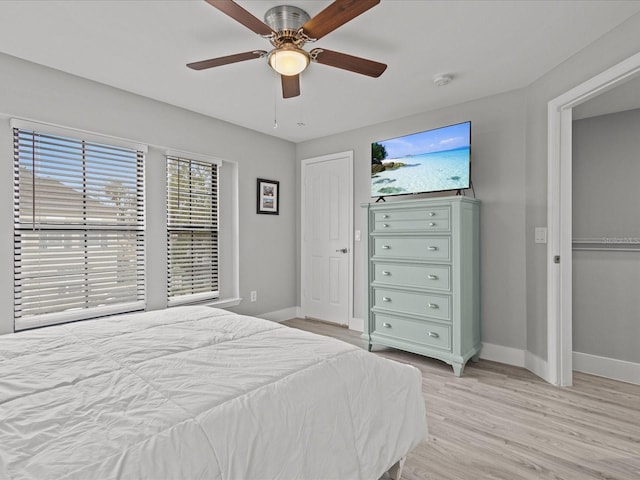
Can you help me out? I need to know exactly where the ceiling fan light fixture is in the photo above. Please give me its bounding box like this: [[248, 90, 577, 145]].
[[268, 45, 310, 76]]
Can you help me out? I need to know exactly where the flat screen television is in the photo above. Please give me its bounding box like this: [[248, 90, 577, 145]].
[[371, 121, 471, 199]]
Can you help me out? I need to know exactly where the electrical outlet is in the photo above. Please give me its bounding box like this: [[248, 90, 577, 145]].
[[250, 291, 257, 302]]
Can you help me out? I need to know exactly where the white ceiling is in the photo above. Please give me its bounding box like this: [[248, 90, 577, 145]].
[[0, 0, 639, 143]]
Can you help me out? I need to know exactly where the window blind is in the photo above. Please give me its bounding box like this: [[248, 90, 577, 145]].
[[167, 156, 219, 304], [13, 127, 146, 330]]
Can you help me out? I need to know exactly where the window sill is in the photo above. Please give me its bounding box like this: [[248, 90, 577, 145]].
[[168, 296, 242, 309], [205, 297, 242, 308]]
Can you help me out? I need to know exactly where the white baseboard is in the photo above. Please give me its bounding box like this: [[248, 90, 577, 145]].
[[525, 351, 550, 383], [349, 317, 364, 332], [291, 307, 363, 331], [284, 312, 560, 383], [480, 342, 526, 367], [573, 351, 640, 385], [480, 344, 553, 384], [258, 307, 298, 323], [254, 312, 640, 385]]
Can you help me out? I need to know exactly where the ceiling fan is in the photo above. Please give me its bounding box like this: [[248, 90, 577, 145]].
[[187, 0, 387, 98]]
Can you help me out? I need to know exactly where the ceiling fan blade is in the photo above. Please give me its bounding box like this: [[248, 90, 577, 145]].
[[187, 50, 266, 70], [311, 49, 387, 77], [281, 74, 301, 98], [302, 0, 379, 40], [205, 0, 275, 36]]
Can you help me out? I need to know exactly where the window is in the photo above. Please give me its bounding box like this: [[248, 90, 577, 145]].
[[13, 126, 146, 330], [166, 155, 219, 305]]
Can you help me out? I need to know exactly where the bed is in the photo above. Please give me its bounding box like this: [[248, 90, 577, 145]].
[[0, 306, 427, 480]]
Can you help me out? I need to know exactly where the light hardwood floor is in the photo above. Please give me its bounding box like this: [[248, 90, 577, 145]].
[[282, 318, 640, 480]]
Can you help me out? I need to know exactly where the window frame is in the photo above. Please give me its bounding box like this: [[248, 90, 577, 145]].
[[11, 119, 148, 330], [166, 151, 221, 307]]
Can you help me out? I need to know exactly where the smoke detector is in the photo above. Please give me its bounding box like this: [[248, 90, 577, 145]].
[[433, 74, 453, 86]]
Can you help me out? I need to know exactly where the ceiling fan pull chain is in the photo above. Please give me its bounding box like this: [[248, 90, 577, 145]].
[[273, 70, 278, 129]]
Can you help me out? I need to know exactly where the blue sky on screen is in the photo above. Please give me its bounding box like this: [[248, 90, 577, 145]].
[[380, 122, 470, 159]]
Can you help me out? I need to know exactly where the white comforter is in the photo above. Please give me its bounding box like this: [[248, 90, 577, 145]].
[[0, 306, 427, 480]]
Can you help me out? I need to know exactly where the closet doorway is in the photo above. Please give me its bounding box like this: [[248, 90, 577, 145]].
[[547, 51, 640, 387], [572, 101, 640, 384]]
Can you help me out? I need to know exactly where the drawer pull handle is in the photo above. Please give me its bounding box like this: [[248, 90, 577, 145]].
[[427, 246, 438, 251], [428, 212, 436, 217], [428, 274, 439, 280], [428, 303, 439, 309], [383, 214, 389, 219], [382, 245, 391, 250], [382, 322, 392, 328], [428, 331, 440, 338], [382, 271, 391, 276], [382, 297, 391, 302], [429, 222, 436, 227], [383, 223, 389, 228]]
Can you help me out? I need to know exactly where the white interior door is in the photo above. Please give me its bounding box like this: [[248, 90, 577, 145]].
[[301, 151, 353, 326]]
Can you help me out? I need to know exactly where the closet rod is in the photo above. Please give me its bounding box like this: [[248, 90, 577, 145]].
[[572, 237, 640, 252]]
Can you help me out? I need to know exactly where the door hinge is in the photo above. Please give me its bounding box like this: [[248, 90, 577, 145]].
[[554, 255, 560, 264]]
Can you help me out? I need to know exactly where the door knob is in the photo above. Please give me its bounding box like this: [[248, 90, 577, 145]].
[[336, 248, 348, 253]]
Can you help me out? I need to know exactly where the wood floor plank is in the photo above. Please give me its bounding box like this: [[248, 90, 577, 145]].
[[283, 318, 640, 480]]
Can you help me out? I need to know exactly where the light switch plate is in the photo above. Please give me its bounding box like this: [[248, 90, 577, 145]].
[[535, 227, 547, 244]]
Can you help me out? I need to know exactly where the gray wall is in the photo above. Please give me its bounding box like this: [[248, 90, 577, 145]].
[[296, 89, 528, 351], [572, 109, 640, 363], [0, 52, 297, 334]]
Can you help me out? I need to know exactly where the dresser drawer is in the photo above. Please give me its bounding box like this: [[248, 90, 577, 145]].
[[373, 237, 450, 261], [372, 313, 451, 351], [374, 207, 449, 223], [373, 263, 451, 291], [373, 288, 451, 320], [373, 207, 450, 233]]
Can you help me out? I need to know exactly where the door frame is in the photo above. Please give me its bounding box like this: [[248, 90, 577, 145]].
[[300, 150, 354, 327], [547, 51, 640, 386]]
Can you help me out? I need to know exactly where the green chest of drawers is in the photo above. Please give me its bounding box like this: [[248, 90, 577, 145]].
[[362, 197, 480, 376]]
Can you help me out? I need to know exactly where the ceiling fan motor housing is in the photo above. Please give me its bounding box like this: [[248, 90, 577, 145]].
[[264, 5, 310, 33]]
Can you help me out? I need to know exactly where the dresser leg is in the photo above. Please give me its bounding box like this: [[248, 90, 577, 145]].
[[452, 362, 464, 377], [368, 342, 372, 352]]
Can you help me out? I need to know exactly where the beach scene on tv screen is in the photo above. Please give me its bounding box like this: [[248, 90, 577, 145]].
[[371, 122, 470, 197]]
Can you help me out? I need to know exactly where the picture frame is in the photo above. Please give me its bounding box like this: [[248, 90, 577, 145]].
[[257, 178, 279, 215]]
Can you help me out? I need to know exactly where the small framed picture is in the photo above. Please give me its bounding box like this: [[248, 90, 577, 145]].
[[257, 178, 279, 215]]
